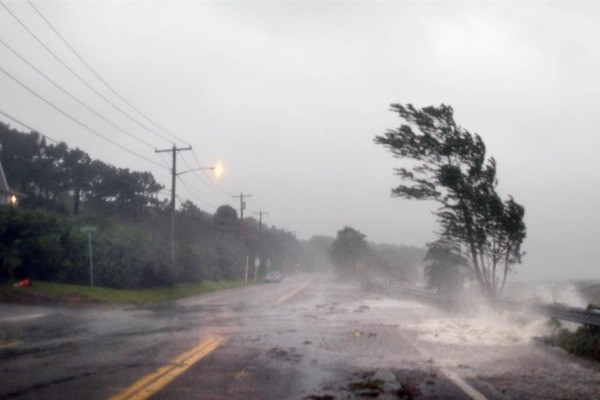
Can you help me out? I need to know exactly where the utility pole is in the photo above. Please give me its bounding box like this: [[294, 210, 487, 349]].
[[233, 193, 251, 276], [155, 144, 192, 269], [254, 210, 268, 273], [80, 226, 97, 287]]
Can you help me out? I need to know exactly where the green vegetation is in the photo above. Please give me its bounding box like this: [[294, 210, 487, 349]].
[[546, 324, 600, 363], [0, 122, 303, 291], [375, 104, 526, 298], [0, 280, 250, 305]]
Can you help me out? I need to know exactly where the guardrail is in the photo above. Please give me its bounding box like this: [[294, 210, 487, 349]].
[[394, 284, 600, 327], [535, 304, 600, 327]]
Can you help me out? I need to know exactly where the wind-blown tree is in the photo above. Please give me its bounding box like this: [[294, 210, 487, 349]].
[[375, 104, 526, 298]]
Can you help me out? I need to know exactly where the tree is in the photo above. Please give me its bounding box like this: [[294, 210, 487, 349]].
[[330, 226, 371, 276], [63, 147, 91, 215], [423, 240, 469, 295], [213, 205, 238, 235], [375, 104, 526, 298]]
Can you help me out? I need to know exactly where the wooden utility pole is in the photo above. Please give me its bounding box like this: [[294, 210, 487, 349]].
[[254, 210, 268, 270], [155, 144, 192, 269], [232, 193, 251, 275]]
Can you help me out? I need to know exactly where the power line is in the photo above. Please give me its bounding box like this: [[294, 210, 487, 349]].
[[0, 0, 176, 146], [179, 153, 230, 197], [191, 151, 234, 196], [177, 175, 218, 211], [254, 210, 268, 271], [2, 1, 263, 216], [249, 196, 264, 212], [3, 1, 259, 208], [0, 108, 60, 144], [27, 0, 191, 147], [0, 65, 167, 168], [155, 144, 192, 268], [0, 37, 161, 152], [232, 192, 251, 274], [0, 109, 167, 197]]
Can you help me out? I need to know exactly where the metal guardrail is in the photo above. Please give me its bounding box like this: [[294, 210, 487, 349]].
[[394, 284, 600, 327], [535, 304, 600, 327]]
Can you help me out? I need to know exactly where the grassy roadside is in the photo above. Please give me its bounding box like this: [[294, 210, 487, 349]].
[[0, 280, 251, 305], [543, 282, 600, 362], [544, 324, 600, 363]]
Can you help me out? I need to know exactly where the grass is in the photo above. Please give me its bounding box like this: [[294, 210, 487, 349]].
[[544, 322, 600, 363], [0, 280, 251, 305]]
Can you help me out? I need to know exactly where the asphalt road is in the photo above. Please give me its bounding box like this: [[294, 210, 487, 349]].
[[1, 274, 599, 399]]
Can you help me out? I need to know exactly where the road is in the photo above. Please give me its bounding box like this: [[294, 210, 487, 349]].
[[1, 274, 599, 399]]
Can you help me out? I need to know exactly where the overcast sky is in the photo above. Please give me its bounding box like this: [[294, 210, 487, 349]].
[[1, 1, 599, 281]]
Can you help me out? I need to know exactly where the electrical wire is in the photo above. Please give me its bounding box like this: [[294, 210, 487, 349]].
[[0, 37, 161, 152], [2, 1, 264, 214], [27, 0, 191, 147], [190, 151, 235, 196], [0, 109, 167, 199], [0, 65, 167, 168], [179, 153, 230, 197], [0, 108, 60, 144], [0, 0, 176, 146], [177, 175, 218, 211]]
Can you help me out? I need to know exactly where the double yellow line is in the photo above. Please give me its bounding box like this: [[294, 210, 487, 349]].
[[110, 335, 224, 400]]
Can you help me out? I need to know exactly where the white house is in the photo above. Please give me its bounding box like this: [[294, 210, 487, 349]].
[[0, 158, 18, 206]]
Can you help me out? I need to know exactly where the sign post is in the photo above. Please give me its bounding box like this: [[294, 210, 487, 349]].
[[80, 226, 97, 287]]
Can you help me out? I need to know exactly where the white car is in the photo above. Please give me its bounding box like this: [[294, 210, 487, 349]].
[[265, 271, 282, 283]]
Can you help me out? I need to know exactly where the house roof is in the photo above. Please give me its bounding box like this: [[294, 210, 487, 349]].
[[0, 158, 9, 193], [0, 158, 26, 198]]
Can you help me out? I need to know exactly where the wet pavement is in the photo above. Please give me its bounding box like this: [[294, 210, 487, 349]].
[[1, 274, 600, 399]]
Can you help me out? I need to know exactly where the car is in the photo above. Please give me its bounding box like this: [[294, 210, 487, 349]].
[[264, 271, 282, 283]]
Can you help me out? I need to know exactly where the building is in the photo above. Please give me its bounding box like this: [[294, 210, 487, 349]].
[[0, 158, 19, 206]]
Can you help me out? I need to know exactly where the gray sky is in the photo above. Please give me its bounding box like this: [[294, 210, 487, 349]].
[[1, 1, 599, 281]]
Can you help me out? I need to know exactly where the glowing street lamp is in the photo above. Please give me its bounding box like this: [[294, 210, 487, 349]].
[[10, 194, 17, 206], [177, 161, 224, 179], [213, 160, 224, 180]]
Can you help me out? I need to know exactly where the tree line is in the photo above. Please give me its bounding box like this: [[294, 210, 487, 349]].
[[0, 122, 302, 288], [328, 226, 426, 285]]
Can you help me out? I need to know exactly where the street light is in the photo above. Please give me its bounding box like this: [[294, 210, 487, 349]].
[[214, 160, 224, 180], [177, 161, 223, 179], [80, 226, 97, 287]]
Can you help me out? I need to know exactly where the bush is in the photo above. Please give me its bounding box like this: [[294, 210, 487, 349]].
[[548, 325, 600, 362], [0, 207, 86, 283]]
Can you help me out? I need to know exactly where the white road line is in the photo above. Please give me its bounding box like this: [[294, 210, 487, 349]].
[[441, 367, 488, 400], [369, 301, 489, 400], [0, 313, 47, 322]]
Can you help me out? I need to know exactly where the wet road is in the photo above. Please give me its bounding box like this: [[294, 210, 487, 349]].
[[1, 274, 600, 399]]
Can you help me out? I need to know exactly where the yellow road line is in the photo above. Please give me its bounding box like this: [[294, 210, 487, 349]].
[[110, 335, 224, 400], [275, 278, 313, 304]]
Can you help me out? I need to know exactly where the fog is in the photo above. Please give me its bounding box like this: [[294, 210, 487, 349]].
[[1, 1, 599, 281]]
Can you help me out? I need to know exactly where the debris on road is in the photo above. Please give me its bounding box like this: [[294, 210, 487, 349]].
[[266, 346, 301, 363], [348, 377, 385, 397], [303, 395, 335, 400], [396, 381, 422, 399]]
